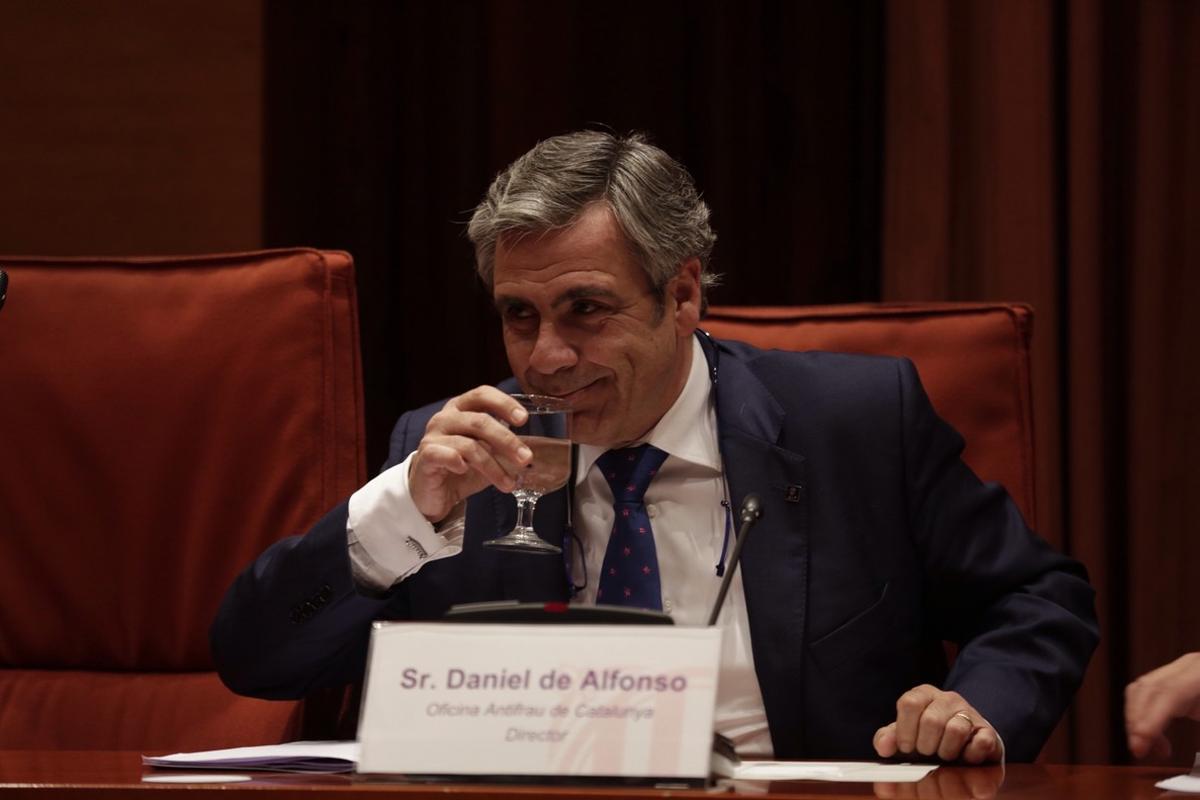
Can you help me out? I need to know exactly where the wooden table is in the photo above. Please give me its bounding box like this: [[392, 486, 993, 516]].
[[0, 751, 1183, 799]]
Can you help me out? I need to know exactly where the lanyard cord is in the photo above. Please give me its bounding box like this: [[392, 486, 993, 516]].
[[716, 498, 734, 577], [564, 526, 587, 596], [563, 443, 588, 596]]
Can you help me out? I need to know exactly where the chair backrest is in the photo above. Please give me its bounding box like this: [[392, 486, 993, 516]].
[[0, 249, 365, 750], [703, 303, 1036, 526]]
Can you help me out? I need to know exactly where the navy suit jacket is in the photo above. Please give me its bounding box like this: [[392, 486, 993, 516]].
[[212, 333, 1098, 760]]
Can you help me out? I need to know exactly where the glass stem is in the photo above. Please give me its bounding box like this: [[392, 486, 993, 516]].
[[516, 494, 539, 531]]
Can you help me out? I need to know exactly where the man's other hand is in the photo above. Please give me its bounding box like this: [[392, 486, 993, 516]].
[[1125, 651, 1200, 759], [409, 386, 532, 523], [873, 685, 1003, 763]]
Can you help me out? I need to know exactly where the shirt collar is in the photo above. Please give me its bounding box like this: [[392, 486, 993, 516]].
[[576, 336, 720, 483]]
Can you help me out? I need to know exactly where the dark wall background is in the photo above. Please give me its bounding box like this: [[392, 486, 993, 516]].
[[262, 0, 883, 473], [0, 0, 262, 255]]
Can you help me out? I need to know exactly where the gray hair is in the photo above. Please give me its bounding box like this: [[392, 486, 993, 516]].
[[467, 131, 719, 312]]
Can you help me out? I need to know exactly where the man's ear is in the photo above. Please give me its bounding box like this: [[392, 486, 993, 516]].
[[671, 258, 702, 336]]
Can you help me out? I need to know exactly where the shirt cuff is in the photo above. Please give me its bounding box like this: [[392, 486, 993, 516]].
[[346, 451, 464, 592]]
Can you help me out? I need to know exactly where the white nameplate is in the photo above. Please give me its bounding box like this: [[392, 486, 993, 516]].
[[357, 622, 721, 779]]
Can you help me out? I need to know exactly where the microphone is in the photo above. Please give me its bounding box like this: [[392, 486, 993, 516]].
[[738, 493, 762, 525], [0, 269, 7, 313], [706, 493, 763, 626]]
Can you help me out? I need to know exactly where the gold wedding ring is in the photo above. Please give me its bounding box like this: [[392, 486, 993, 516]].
[[951, 711, 975, 727]]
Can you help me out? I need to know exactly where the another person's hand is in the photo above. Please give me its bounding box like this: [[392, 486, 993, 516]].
[[873, 684, 1003, 763], [1125, 651, 1200, 758], [408, 386, 532, 522]]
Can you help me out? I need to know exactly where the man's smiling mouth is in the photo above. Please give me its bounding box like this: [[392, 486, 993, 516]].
[[534, 378, 603, 404]]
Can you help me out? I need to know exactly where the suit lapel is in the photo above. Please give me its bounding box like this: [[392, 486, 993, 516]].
[[703, 332, 811, 756]]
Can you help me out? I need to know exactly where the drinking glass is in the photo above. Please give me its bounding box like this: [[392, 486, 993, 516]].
[[483, 394, 572, 554]]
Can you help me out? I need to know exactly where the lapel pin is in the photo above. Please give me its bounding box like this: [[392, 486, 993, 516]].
[[784, 484, 803, 503]]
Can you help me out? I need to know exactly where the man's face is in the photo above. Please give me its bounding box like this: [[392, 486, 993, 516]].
[[492, 204, 701, 448]]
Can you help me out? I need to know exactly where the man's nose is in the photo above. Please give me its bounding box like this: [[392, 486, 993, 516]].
[[528, 321, 577, 374]]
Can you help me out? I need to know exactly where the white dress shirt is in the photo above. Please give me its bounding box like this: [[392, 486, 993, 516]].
[[346, 337, 774, 756]]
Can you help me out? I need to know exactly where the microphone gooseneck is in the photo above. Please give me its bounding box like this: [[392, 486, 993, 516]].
[[706, 493, 763, 626]]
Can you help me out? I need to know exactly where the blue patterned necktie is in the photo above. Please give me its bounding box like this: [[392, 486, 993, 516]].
[[595, 444, 669, 611]]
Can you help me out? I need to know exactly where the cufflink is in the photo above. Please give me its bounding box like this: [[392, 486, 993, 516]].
[[290, 584, 334, 624]]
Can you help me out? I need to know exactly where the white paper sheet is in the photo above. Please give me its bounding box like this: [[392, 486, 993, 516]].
[[142, 774, 253, 783], [1157, 774, 1200, 793], [142, 741, 359, 773], [1154, 752, 1200, 794], [727, 760, 938, 782]]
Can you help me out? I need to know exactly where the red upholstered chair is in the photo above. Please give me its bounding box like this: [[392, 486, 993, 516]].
[[0, 250, 365, 750], [702, 303, 1036, 526]]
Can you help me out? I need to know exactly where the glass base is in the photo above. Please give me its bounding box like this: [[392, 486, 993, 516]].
[[483, 526, 562, 555]]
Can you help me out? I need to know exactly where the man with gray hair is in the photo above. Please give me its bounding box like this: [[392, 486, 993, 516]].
[[213, 130, 1098, 763]]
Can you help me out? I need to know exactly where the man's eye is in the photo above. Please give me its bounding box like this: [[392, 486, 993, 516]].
[[504, 305, 535, 321], [572, 300, 603, 316]]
